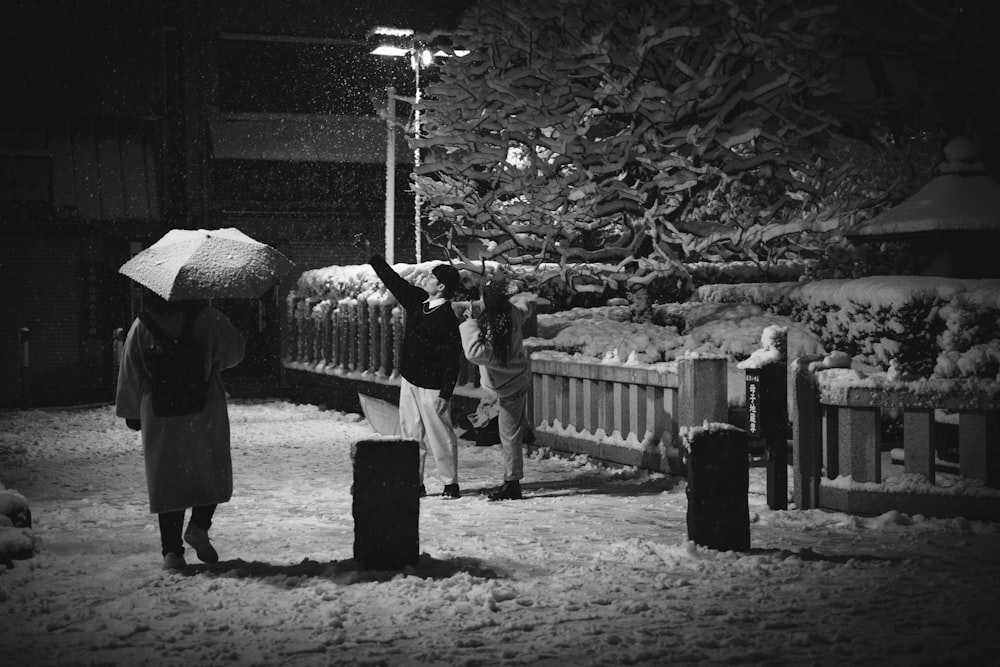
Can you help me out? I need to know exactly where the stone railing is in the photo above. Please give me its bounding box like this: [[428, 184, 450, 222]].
[[285, 292, 482, 390], [530, 354, 729, 474], [285, 289, 730, 473], [791, 356, 1000, 521]]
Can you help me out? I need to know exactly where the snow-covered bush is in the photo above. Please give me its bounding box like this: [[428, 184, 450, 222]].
[[934, 298, 1000, 379], [0, 483, 35, 566], [530, 302, 823, 366], [803, 239, 920, 279], [695, 276, 1000, 379]]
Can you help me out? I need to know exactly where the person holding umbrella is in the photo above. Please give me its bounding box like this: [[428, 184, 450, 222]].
[[355, 235, 463, 499], [116, 228, 291, 570], [459, 275, 532, 501]]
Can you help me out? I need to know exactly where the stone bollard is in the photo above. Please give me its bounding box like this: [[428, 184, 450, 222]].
[[684, 423, 750, 553], [352, 438, 420, 570]]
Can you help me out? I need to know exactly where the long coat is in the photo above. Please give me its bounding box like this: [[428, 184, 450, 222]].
[[115, 306, 245, 513]]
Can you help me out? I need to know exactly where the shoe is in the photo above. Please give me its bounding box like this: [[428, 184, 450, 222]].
[[442, 483, 461, 499], [183, 524, 219, 564], [488, 480, 522, 501], [162, 552, 187, 571]]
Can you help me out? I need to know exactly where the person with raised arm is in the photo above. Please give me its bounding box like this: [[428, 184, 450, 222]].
[[459, 275, 531, 501], [356, 236, 463, 498]]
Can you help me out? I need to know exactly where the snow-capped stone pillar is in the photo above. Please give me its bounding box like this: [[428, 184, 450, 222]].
[[352, 438, 420, 570], [791, 355, 824, 510], [676, 356, 727, 429]]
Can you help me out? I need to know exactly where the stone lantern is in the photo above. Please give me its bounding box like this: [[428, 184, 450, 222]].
[[846, 136, 1000, 278]]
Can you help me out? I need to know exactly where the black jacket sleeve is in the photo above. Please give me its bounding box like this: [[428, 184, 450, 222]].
[[369, 254, 423, 311]]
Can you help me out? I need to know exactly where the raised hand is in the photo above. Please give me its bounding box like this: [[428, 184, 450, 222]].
[[352, 233, 372, 254]]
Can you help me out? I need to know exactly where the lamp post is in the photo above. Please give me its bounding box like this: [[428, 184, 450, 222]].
[[383, 86, 397, 264], [369, 26, 430, 263], [369, 27, 467, 263]]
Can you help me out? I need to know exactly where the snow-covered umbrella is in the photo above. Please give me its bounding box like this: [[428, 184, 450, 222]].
[[119, 227, 295, 301]]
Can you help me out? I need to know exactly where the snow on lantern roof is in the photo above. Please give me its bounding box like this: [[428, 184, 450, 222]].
[[847, 136, 1000, 240]]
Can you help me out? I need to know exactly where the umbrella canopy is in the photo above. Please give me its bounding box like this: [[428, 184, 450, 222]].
[[120, 227, 295, 301]]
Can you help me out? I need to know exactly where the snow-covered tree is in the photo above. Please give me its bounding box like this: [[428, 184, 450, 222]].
[[413, 0, 907, 288]]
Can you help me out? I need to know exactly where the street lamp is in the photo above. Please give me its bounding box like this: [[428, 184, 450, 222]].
[[369, 26, 467, 263], [369, 26, 428, 263]]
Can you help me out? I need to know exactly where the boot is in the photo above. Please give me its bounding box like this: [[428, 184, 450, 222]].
[[183, 523, 219, 564], [488, 480, 522, 501]]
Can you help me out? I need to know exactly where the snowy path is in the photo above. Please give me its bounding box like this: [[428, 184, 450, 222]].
[[2, 400, 1000, 666]]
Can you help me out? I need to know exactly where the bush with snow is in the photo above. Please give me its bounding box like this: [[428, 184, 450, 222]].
[[696, 276, 1000, 379], [0, 482, 35, 565], [528, 302, 822, 366]]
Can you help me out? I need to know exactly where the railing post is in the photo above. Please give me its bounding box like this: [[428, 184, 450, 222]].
[[321, 302, 334, 369], [18, 327, 31, 409], [347, 298, 359, 372], [356, 296, 370, 373], [532, 370, 545, 432], [677, 356, 728, 429], [904, 409, 936, 483], [378, 301, 393, 377], [791, 355, 824, 510], [391, 306, 404, 378], [840, 407, 881, 483], [367, 294, 380, 376], [959, 412, 1000, 488]]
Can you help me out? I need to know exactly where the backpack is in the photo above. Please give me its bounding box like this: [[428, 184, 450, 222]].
[[138, 308, 210, 417]]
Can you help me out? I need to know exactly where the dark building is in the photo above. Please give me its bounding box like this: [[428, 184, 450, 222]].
[[0, 0, 466, 407]]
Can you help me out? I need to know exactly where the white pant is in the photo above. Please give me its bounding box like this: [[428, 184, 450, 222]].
[[398, 377, 459, 486]]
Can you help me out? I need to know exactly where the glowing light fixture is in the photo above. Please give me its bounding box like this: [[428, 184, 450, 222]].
[[367, 25, 468, 262]]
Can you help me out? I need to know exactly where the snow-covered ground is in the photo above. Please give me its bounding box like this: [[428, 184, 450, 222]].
[[2, 400, 1000, 666]]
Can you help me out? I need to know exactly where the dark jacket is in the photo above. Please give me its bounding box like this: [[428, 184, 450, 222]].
[[369, 255, 461, 399]]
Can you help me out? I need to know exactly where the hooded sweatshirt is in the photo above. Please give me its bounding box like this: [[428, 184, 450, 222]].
[[459, 300, 531, 398]]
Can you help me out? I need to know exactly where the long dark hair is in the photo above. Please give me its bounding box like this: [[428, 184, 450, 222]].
[[477, 277, 513, 367]]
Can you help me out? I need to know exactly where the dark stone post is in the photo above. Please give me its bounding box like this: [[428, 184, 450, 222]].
[[352, 438, 420, 570], [746, 363, 789, 510], [685, 425, 750, 552]]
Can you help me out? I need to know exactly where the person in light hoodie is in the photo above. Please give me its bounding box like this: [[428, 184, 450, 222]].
[[459, 275, 531, 501], [116, 289, 245, 571]]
